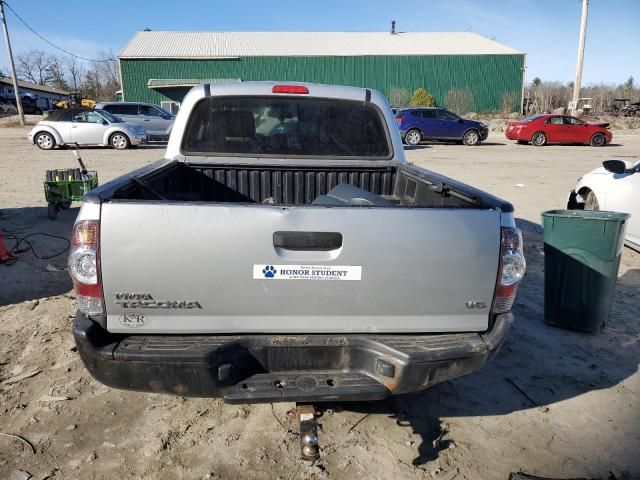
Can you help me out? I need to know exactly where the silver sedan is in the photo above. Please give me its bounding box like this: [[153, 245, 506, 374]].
[[28, 108, 148, 150]]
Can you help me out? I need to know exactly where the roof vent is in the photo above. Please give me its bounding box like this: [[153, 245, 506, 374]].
[[391, 21, 396, 34]]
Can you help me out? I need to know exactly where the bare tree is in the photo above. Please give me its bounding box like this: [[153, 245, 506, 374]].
[[501, 91, 518, 114], [388, 87, 410, 107], [444, 88, 474, 115], [16, 49, 56, 85], [82, 66, 102, 100], [48, 57, 69, 91], [64, 57, 85, 91], [83, 50, 120, 101], [524, 78, 640, 115]]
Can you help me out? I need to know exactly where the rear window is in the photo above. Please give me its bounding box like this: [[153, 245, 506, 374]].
[[523, 114, 544, 122], [182, 96, 391, 158]]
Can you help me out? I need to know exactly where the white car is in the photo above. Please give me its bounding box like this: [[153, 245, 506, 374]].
[[568, 160, 640, 250], [27, 108, 148, 150]]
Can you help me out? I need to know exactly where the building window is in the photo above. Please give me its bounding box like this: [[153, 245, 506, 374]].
[[161, 101, 180, 115]]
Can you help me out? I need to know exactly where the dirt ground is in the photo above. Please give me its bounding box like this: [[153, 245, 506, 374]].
[[0, 120, 638, 480]]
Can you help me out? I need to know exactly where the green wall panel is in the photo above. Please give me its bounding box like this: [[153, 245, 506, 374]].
[[121, 54, 524, 112]]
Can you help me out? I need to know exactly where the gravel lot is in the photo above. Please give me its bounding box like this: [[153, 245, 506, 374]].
[[1, 121, 638, 480]]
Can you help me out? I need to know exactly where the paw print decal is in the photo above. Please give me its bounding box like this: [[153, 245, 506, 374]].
[[263, 265, 277, 278]]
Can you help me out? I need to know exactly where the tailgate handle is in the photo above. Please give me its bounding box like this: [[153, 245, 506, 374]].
[[273, 231, 342, 251]]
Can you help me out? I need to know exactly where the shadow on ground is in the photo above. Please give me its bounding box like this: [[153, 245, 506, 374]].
[[403, 145, 431, 150], [0, 206, 75, 305], [409, 141, 506, 147], [321, 218, 639, 467], [56, 144, 166, 151]]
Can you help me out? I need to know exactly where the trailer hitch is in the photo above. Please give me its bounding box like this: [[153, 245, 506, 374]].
[[295, 403, 320, 462]]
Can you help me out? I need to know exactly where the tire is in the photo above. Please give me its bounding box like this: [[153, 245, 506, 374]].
[[531, 132, 547, 146], [35, 132, 55, 150], [590, 133, 606, 147], [584, 191, 599, 211], [47, 203, 59, 220], [404, 129, 422, 146], [110, 132, 131, 150], [462, 129, 480, 146]]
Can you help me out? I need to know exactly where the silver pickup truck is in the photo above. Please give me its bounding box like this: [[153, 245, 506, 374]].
[[70, 82, 525, 404]]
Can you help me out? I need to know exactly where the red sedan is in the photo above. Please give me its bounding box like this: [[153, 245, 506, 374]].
[[505, 114, 612, 147]]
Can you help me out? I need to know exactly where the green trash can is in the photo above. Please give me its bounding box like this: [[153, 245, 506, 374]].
[[542, 209, 630, 333]]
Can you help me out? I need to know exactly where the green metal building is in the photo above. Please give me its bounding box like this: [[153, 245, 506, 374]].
[[119, 31, 525, 113]]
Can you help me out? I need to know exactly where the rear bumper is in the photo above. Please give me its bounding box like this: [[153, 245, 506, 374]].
[[73, 312, 513, 404]]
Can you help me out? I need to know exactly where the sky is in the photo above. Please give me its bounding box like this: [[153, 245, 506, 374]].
[[2, 0, 639, 86]]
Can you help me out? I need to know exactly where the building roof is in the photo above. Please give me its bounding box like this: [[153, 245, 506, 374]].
[[119, 31, 524, 59], [0, 77, 68, 95], [147, 78, 241, 89]]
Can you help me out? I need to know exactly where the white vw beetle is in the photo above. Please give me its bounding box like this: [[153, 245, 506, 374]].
[[568, 159, 640, 251], [28, 108, 148, 150]]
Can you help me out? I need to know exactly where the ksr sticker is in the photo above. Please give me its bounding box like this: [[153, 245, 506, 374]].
[[118, 313, 148, 328]]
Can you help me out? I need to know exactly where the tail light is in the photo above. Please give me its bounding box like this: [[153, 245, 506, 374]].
[[395, 116, 403, 125], [272, 85, 309, 94], [492, 227, 526, 314], [68, 220, 103, 315]]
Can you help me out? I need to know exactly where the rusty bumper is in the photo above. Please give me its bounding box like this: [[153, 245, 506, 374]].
[[73, 312, 512, 404]]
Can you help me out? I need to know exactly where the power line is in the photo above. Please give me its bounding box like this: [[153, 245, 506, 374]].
[[2, 0, 115, 63]]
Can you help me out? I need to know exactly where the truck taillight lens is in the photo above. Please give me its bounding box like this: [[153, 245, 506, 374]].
[[69, 220, 103, 315], [492, 227, 526, 314]]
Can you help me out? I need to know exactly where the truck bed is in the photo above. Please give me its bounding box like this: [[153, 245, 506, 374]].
[[92, 159, 511, 211]]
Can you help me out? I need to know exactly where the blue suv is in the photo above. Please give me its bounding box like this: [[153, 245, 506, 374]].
[[395, 108, 488, 146]]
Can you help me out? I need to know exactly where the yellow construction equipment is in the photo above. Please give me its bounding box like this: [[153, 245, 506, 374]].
[[55, 92, 96, 109]]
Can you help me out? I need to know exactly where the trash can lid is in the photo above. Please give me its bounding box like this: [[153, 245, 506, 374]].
[[542, 209, 630, 221]]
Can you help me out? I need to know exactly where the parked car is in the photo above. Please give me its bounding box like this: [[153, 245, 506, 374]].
[[70, 82, 525, 406], [568, 159, 640, 251], [95, 102, 175, 141], [0, 95, 17, 114], [506, 114, 612, 147], [395, 107, 489, 146], [19, 95, 43, 115], [0, 101, 17, 114], [27, 107, 148, 150], [0, 95, 44, 114]]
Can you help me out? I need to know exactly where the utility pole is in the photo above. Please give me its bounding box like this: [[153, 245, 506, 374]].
[[571, 0, 589, 116], [0, 0, 24, 126]]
